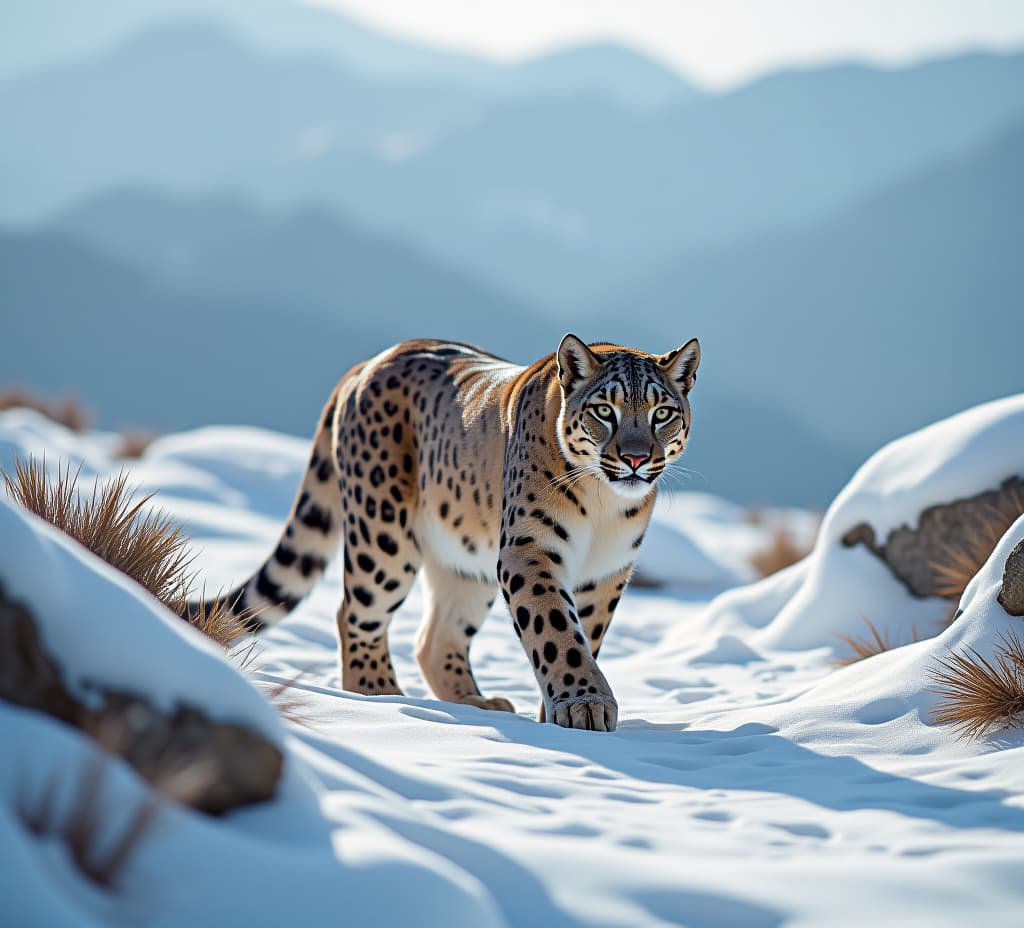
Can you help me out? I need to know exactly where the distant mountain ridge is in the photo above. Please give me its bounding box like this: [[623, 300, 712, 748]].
[[0, 224, 854, 505], [592, 116, 1024, 455], [0, 0, 697, 107], [53, 188, 540, 327], [291, 50, 1024, 308]]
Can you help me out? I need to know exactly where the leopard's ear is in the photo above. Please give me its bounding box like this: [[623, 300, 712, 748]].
[[659, 338, 700, 393], [556, 334, 601, 392]]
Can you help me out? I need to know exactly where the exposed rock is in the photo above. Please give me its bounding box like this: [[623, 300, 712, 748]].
[[1000, 539, 1024, 616], [0, 580, 282, 815], [841, 476, 1024, 598], [0, 587, 79, 724]]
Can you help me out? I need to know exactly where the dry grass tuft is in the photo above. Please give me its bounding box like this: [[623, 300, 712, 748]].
[[930, 484, 1024, 601], [834, 617, 921, 666], [0, 388, 92, 432], [751, 529, 811, 578], [5, 456, 193, 605], [3, 455, 253, 648], [184, 588, 259, 651], [16, 755, 161, 890], [114, 431, 157, 460], [929, 630, 1024, 739]]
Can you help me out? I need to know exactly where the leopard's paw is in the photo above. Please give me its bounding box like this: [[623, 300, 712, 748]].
[[548, 693, 617, 732]]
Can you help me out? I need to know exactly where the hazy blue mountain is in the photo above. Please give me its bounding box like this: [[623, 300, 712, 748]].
[[53, 188, 543, 327], [0, 227, 850, 505], [290, 52, 1024, 307], [0, 21, 493, 222], [0, 228, 557, 431], [592, 118, 1024, 459], [489, 43, 692, 110], [3, 21, 1021, 310], [0, 0, 696, 107]]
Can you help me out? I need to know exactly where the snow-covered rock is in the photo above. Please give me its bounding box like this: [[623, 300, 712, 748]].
[[689, 395, 1024, 655]]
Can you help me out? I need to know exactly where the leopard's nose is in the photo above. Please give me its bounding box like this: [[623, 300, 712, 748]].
[[620, 451, 651, 472]]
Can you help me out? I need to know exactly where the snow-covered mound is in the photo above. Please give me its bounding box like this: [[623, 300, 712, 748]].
[[683, 395, 1024, 657], [3, 403, 1024, 927], [741, 513, 1024, 754], [0, 494, 501, 928]]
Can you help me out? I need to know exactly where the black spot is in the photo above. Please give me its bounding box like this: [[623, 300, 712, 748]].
[[608, 597, 620, 612], [548, 609, 568, 632], [516, 606, 530, 630], [532, 583, 545, 596], [509, 574, 525, 595], [357, 553, 376, 573], [300, 503, 332, 534], [534, 615, 544, 634], [274, 543, 297, 567], [543, 642, 558, 663], [566, 648, 582, 668], [377, 533, 399, 556], [299, 554, 326, 577], [591, 623, 604, 640], [370, 466, 385, 487], [532, 649, 540, 668], [255, 566, 300, 611], [353, 586, 374, 607], [578, 604, 595, 618]]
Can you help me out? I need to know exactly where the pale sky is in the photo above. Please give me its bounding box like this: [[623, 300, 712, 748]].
[[312, 0, 1024, 88]]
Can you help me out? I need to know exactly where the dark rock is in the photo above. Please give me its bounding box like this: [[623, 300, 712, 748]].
[[0, 586, 79, 724], [0, 580, 282, 814], [999, 539, 1024, 616], [841, 476, 1024, 598]]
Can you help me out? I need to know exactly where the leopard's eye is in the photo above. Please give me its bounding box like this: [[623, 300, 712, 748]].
[[653, 407, 673, 422], [594, 404, 615, 422]]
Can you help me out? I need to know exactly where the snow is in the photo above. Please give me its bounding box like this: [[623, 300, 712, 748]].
[[2, 399, 1024, 927]]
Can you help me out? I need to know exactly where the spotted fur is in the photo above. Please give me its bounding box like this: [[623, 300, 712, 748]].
[[202, 334, 699, 730]]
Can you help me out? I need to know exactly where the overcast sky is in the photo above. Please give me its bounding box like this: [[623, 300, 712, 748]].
[[313, 0, 1024, 88]]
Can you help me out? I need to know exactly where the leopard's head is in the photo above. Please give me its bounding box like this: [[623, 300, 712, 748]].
[[555, 334, 700, 500]]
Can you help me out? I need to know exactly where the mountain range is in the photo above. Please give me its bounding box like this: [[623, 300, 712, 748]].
[[0, 225, 855, 505], [1, 7, 1020, 506], [0, 0, 696, 108], [594, 116, 1024, 452]]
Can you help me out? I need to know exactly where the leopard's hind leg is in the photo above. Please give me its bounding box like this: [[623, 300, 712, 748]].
[[416, 557, 514, 712], [335, 385, 421, 696]]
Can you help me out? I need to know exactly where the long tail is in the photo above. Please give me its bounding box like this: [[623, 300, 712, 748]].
[[187, 393, 344, 634]]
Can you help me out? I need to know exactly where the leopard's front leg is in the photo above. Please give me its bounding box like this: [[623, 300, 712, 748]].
[[498, 518, 618, 732]]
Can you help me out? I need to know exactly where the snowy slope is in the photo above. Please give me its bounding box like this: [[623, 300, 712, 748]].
[[2, 401, 1024, 927]]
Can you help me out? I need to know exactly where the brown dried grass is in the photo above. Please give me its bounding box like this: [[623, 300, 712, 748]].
[[114, 431, 157, 460], [930, 484, 1024, 600], [2, 455, 252, 648], [0, 388, 91, 432], [929, 629, 1024, 739], [751, 529, 811, 579], [834, 617, 921, 666]]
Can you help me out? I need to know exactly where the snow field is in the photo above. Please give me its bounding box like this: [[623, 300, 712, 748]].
[[2, 398, 1023, 927]]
